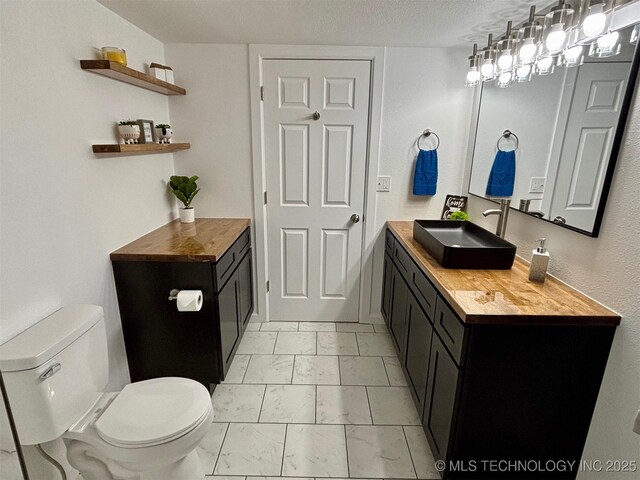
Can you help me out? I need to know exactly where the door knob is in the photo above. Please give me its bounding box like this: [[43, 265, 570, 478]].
[[350, 214, 360, 223], [312, 111, 321, 120]]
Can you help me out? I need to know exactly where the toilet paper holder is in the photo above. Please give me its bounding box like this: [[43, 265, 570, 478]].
[[168, 289, 180, 301]]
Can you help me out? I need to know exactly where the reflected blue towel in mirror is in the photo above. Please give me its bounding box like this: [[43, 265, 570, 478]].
[[413, 149, 438, 195], [486, 149, 516, 197]]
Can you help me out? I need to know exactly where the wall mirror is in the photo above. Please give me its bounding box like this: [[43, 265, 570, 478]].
[[468, 24, 640, 237]]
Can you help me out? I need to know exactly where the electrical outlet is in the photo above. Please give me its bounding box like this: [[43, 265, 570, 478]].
[[377, 176, 391, 192], [530, 177, 546, 193]]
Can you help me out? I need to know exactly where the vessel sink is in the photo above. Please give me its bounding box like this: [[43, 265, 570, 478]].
[[412, 220, 516, 269]]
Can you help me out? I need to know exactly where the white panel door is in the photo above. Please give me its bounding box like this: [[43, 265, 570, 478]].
[[263, 59, 371, 321], [550, 62, 630, 231]]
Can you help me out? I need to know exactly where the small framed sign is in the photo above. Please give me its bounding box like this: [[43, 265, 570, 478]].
[[136, 119, 155, 144], [441, 194, 468, 219]]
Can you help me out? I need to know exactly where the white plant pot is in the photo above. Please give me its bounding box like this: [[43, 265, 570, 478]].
[[179, 207, 195, 223], [155, 126, 174, 144], [118, 125, 140, 144]]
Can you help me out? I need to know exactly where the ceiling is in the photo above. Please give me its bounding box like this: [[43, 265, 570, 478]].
[[98, 0, 540, 48]]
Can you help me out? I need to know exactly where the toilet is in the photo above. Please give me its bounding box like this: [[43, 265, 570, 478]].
[[0, 305, 213, 480]]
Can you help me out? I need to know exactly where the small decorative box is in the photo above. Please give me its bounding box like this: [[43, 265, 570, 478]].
[[149, 62, 166, 82]]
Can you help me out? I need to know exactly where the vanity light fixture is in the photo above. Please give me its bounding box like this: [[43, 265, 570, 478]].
[[536, 55, 556, 75], [563, 44, 585, 65], [480, 34, 498, 81], [581, 0, 612, 39], [465, 44, 482, 86], [518, 6, 543, 65], [496, 71, 514, 88], [543, 0, 575, 55], [515, 64, 533, 82], [497, 21, 519, 74], [589, 29, 622, 56]]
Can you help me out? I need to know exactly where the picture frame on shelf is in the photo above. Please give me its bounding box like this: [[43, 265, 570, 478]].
[[136, 119, 155, 144], [441, 194, 468, 219]]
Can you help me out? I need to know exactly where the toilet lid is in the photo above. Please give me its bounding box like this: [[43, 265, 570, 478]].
[[95, 377, 211, 447]]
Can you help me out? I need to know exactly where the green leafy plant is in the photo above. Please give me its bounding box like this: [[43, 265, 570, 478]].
[[156, 123, 171, 129], [118, 120, 138, 126], [169, 175, 200, 208], [448, 211, 469, 221]]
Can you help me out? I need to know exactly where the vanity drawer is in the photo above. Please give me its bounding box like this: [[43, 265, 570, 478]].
[[393, 241, 413, 280], [434, 296, 467, 366], [385, 229, 395, 254], [214, 228, 251, 292], [408, 262, 437, 321]]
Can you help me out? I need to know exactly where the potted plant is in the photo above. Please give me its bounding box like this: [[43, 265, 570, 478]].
[[169, 175, 200, 223], [448, 211, 469, 221], [117, 120, 140, 144], [155, 123, 173, 144]]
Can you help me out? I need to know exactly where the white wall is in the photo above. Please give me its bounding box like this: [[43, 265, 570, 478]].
[[164, 44, 474, 321], [0, 0, 175, 476], [467, 90, 640, 476]]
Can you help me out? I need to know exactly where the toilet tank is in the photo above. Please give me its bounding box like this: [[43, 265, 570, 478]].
[[0, 305, 109, 445]]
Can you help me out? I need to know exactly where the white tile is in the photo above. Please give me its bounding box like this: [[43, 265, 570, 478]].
[[282, 424, 349, 477], [214, 423, 286, 476], [336, 323, 375, 333], [274, 332, 317, 355], [373, 324, 388, 333], [383, 356, 408, 387], [206, 477, 246, 480], [356, 333, 396, 356], [223, 354, 251, 383], [367, 387, 421, 425], [245, 323, 261, 331], [316, 386, 372, 425], [261, 321, 300, 332], [346, 425, 416, 479], [316, 332, 359, 355], [339, 356, 389, 386], [299, 322, 336, 332], [292, 356, 340, 385], [198, 423, 229, 475], [243, 355, 294, 384], [248, 478, 312, 480], [211, 384, 265, 422], [260, 385, 316, 423], [403, 426, 440, 479], [237, 332, 277, 354], [0, 451, 23, 480]]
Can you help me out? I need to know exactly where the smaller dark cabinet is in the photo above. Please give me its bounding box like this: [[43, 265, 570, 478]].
[[404, 291, 433, 417], [112, 226, 253, 391], [389, 264, 408, 355], [381, 252, 393, 323]]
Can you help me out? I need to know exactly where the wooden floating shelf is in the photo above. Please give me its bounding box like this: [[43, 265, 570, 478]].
[[80, 60, 186, 95], [92, 143, 191, 155]]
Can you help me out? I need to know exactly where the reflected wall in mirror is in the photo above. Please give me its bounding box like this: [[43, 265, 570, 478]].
[[469, 25, 639, 237]]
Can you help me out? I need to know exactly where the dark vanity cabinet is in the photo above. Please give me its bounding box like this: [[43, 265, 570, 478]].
[[382, 224, 619, 479], [111, 219, 253, 392]]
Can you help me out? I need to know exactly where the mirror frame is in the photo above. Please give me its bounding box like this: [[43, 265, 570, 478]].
[[468, 41, 640, 237]]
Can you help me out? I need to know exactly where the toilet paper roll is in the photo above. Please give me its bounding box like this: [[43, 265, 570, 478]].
[[176, 290, 203, 312]]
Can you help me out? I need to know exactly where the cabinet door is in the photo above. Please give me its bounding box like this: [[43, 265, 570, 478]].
[[218, 272, 240, 374], [389, 264, 408, 357], [405, 292, 433, 419], [238, 250, 254, 329], [381, 252, 393, 324], [423, 334, 460, 464]]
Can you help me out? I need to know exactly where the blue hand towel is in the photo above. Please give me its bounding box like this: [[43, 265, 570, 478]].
[[486, 149, 516, 197], [413, 149, 438, 196]]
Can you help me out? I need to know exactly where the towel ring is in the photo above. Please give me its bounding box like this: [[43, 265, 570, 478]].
[[416, 129, 440, 150], [497, 130, 519, 151]]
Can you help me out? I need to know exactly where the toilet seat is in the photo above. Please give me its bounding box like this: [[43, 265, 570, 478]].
[[95, 377, 211, 448]]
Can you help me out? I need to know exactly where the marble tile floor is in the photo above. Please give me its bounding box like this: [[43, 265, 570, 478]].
[[201, 322, 441, 480]]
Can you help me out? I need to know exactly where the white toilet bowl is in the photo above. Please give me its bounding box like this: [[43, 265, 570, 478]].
[[64, 378, 213, 480]]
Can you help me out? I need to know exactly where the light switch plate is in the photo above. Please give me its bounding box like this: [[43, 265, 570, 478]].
[[530, 177, 546, 193], [377, 176, 391, 192]]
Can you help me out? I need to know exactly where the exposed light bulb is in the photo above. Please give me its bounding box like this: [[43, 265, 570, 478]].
[[466, 69, 481, 85], [564, 45, 583, 62], [480, 61, 496, 79], [582, 4, 606, 38], [497, 52, 514, 71], [516, 65, 531, 78], [496, 71, 513, 88], [519, 39, 538, 64], [597, 31, 619, 49], [536, 56, 554, 75], [545, 23, 567, 53]]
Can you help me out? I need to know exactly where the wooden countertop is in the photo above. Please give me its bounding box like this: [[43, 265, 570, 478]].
[[387, 221, 621, 326], [111, 218, 251, 262]]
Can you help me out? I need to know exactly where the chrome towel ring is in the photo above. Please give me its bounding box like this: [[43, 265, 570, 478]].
[[416, 129, 440, 150], [497, 129, 519, 151]]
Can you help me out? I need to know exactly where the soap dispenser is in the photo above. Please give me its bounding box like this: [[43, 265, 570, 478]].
[[529, 238, 550, 282]]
